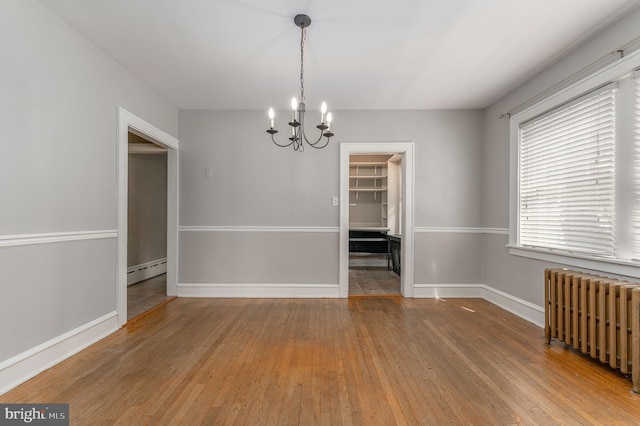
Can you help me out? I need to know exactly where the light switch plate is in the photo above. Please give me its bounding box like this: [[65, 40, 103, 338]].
[[332, 196, 339, 206]]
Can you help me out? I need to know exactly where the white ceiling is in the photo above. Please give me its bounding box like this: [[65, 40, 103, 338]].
[[36, 0, 640, 111]]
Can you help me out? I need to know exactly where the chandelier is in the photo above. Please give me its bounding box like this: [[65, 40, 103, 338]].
[[266, 14, 334, 152]]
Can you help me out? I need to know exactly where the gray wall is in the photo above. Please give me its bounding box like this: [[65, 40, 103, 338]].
[[128, 152, 168, 267], [0, 0, 177, 361], [6, 0, 636, 373], [178, 109, 484, 286], [481, 7, 640, 305]]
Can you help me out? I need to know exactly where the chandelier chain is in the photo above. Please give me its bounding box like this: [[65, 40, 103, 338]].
[[300, 27, 306, 102]]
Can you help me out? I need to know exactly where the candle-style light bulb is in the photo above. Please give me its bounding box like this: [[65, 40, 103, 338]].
[[268, 108, 275, 128], [326, 112, 332, 131], [320, 102, 327, 123], [291, 98, 298, 121]]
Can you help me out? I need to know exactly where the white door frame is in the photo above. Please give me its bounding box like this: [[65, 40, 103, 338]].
[[339, 142, 415, 297], [117, 107, 179, 327]]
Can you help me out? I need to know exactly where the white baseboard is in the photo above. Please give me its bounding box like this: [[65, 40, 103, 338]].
[[412, 284, 544, 328], [177, 283, 340, 298], [127, 258, 167, 286], [413, 284, 485, 298], [481, 285, 544, 328], [0, 311, 118, 395], [177, 281, 544, 325]]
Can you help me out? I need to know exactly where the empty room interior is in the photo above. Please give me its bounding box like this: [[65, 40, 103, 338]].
[[3, 0, 640, 423]]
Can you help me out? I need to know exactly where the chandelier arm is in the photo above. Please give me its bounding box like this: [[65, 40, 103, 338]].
[[270, 133, 296, 148], [306, 134, 330, 147], [306, 137, 330, 149], [300, 125, 331, 147], [300, 124, 318, 145]]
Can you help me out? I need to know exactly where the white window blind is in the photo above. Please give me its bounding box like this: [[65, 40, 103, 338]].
[[633, 76, 640, 259], [519, 85, 617, 256]]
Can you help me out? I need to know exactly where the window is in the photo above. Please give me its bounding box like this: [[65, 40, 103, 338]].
[[632, 76, 640, 259], [511, 60, 640, 273], [519, 86, 617, 257]]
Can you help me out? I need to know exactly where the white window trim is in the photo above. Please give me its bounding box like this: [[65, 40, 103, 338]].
[[632, 73, 640, 260], [509, 49, 640, 278], [508, 244, 640, 279]]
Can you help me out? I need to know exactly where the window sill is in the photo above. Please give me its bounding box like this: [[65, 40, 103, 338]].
[[507, 245, 640, 280]]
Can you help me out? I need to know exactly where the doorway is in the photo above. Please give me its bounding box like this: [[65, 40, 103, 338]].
[[126, 133, 171, 319], [339, 143, 414, 298], [348, 153, 401, 295], [117, 107, 179, 327]]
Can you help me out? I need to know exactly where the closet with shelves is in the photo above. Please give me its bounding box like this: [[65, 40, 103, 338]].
[[348, 155, 401, 273], [349, 161, 388, 229]]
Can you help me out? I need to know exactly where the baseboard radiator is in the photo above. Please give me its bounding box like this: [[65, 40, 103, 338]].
[[544, 268, 640, 393], [127, 258, 167, 286]]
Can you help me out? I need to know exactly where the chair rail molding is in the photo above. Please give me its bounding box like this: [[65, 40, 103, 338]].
[[0, 230, 117, 247]]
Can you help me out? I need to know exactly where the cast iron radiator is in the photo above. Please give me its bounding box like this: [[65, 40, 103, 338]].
[[544, 268, 640, 393]]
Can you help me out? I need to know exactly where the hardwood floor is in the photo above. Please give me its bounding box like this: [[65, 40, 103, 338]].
[[127, 274, 172, 320], [349, 255, 400, 296], [2, 297, 639, 424], [349, 266, 400, 295]]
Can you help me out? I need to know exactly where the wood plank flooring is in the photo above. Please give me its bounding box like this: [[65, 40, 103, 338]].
[[349, 266, 400, 295], [2, 297, 640, 424], [127, 274, 172, 320]]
